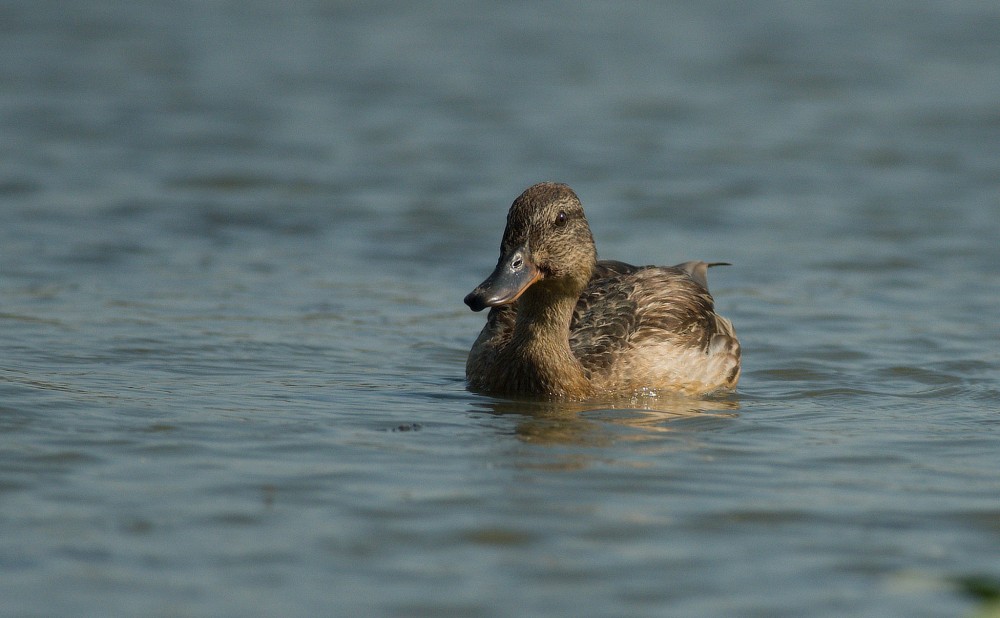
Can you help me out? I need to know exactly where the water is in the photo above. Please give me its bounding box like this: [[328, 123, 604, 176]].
[[2, 1, 1000, 616]]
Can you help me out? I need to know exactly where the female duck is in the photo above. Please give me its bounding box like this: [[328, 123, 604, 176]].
[[464, 182, 740, 400]]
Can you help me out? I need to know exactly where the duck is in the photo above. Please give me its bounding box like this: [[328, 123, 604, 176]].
[[464, 182, 740, 400]]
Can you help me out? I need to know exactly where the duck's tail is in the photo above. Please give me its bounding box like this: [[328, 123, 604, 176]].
[[673, 261, 731, 289]]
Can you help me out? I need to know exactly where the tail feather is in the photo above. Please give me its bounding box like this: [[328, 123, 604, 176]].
[[674, 261, 731, 289]]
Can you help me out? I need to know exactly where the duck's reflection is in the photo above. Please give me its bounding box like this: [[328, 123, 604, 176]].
[[470, 392, 740, 447]]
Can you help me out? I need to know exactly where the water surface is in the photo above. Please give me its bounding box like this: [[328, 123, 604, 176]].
[[2, 1, 1000, 616]]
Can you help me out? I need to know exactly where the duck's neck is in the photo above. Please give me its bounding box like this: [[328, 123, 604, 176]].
[[508, 283, 590, 398]]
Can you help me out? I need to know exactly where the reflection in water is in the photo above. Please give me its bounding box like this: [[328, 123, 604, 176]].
[[471, 392, 740, 447]]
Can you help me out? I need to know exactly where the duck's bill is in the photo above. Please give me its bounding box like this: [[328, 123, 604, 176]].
[[463, 247, 541, 312]]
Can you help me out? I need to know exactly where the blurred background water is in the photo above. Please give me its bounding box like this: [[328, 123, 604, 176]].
[[2, 1, 999, 616]]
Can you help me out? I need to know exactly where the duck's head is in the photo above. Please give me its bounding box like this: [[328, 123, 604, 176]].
[[465, 182, 597, 312]]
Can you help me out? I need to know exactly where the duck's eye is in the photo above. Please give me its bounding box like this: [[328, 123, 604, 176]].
[[554, 211, 568, 227]]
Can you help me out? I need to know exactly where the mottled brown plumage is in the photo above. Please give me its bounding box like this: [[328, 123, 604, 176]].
[[464, 182, 740, 400]]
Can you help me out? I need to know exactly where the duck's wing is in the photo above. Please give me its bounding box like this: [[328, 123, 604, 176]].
[[626, 266, 741, 391], [569, 266, 643, 375], [569, 265, 729, 376], [565, 260, 643, 374], [627, 267, 721, 350]]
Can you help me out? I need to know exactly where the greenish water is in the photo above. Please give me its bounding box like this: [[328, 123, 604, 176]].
[[2, 1, 999, 616]]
